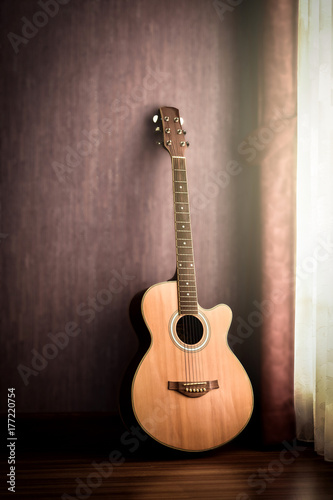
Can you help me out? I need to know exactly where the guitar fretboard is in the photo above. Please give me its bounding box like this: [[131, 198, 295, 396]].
[[172, 156, 198, 315]]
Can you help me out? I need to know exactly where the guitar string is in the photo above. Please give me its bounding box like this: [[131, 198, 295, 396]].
[[175, 157, 204, 385], [175, 158, 189, 385], [173, 148, 207, 390], [190, 314, 195, 383], [185, 155, 200, 385], [183, 157, 196, 385]]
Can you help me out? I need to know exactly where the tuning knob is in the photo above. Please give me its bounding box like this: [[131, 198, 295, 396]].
[[186, 141, 190, 147], [180, 117, 184, 125], [155, 126, 161, 132], [152, 114, 159, 123]]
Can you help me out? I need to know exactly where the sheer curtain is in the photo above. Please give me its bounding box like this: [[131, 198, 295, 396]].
[[295, 0, 333, 461]]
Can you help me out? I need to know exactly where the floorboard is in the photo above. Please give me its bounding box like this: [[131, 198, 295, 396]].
[[1, 414, 332, 500]]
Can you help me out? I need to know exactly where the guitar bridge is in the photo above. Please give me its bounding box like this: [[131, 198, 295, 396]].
[[168, 380, 219, 398]]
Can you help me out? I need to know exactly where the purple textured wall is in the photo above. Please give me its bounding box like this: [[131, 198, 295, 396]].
[[1, 0, 257, 413]]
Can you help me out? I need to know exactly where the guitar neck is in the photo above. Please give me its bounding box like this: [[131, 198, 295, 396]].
[[172, 156, 198, 315]]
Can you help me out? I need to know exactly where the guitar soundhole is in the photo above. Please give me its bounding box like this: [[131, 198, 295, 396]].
[[176, 315, 204, 345]]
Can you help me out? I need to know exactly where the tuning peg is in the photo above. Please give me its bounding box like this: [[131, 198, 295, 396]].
[[186, 141, 190, 147], [153, 114, 159, 123], [156, 141, 162, 145], [155, 126, 161, 132], [180, 117, 184, 125], [183, 130, 187, 135]]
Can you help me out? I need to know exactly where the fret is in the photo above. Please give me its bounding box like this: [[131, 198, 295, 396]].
[[176, 234, 192, 240], [174, 198, 189, 202], [175, 216, 191, 221], [175, 218, 191, 223]]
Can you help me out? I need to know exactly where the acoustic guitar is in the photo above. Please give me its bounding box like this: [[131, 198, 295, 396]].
[[128, 106, 253, 452]]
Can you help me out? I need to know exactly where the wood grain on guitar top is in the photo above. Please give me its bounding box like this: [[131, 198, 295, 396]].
[[131, 280, 254, 452]]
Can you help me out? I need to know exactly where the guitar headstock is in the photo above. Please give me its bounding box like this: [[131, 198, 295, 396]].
[[153, 106, 189, 157]]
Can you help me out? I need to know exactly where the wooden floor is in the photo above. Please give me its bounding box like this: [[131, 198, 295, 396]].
[[6, 447, 331, 500], [1, 414, 332, 500]]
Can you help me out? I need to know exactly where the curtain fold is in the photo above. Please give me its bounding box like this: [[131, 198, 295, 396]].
[[295, 0, 333, 462], [258, 0, 298, 444], [235, 0, 298, 445]]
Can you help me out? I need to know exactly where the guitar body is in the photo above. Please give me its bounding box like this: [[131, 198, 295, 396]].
[[132, 280, 253, 452]]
